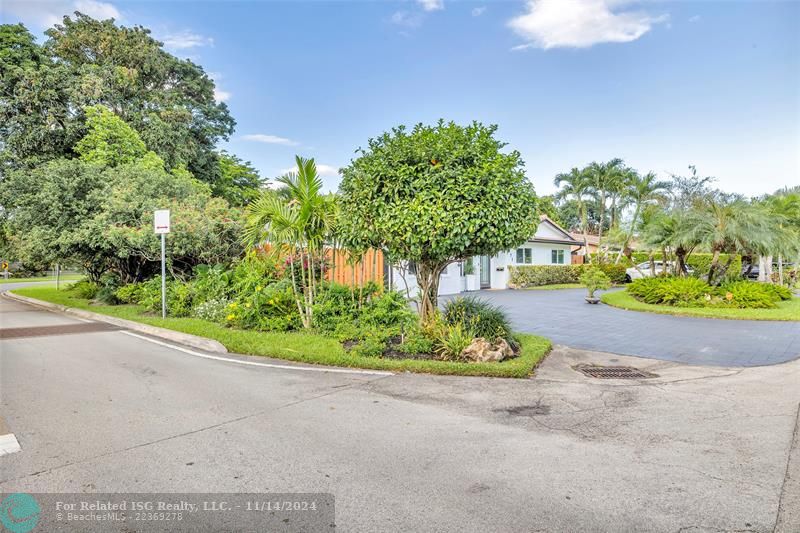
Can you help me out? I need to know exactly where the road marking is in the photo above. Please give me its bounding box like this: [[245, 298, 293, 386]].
[[0, 433, 21, 456], [119, 331, 394, 376]]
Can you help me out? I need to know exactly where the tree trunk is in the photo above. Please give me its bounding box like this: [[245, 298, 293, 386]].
[[581, 203, 590, 265], [716, 254, 735, 282], [649, 253, 655, 276], [707, 249, 721, 285], [417, 262, 444, 326], [778, 254, 784, 286], [597, 192, 606, 262], [615, 202, 640, 264], [675, 246, 687, 277]]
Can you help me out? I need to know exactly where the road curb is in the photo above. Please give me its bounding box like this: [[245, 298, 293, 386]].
[[2, 291, 228, 354]]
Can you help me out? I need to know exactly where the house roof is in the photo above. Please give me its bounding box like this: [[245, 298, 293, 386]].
[[569, 232, 600, 246], [530, 215, 583, 246]]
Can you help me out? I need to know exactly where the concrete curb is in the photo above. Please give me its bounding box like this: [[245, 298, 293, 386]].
[[3, 291, 228, 354]]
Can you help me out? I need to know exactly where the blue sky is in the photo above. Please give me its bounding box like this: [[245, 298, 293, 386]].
[[3, 0, 798, 196]]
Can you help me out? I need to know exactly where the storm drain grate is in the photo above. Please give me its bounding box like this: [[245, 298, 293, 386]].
[[0, 322, 121, 340], [575, 365, 658, 379]]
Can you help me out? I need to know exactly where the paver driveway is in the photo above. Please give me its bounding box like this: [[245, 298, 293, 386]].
[[458, 288, 800, 367]]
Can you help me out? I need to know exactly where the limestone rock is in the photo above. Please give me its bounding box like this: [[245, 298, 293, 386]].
[[462, 337, 517, 363]]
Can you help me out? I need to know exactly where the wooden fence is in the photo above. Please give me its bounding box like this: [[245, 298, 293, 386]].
[[325, 248, 384, 287]]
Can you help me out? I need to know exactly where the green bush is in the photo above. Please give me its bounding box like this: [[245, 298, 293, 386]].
[[761, 283, 793, 301], [442, 296, 514, 345], [227, 278, 299, 331], [628, 277, 788, 309], [192, 264, 235, 303], [721, 281, 787, 309], [508, 264, 626, 287], [508, 265, 583, 287], [628, 277, 714, 307], [397, 329, 435, 355], [432, 321, 475, 361], [192, 298, 230, 323], [579, 267, 611, 298], [348, 331, 387, 358], [95, 273, 122, 305], [69, 279, 99, 299]]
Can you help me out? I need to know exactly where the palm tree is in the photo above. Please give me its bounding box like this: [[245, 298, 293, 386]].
[[585, 158, 625, 260], [764, 188, 800, 285], [244, 156, 336, 328], [680, 195, 774, 285], [614, 172, 671, 264], [554, 168, 592, 262]]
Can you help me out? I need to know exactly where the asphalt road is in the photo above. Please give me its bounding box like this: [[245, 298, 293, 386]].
[[459, 288, 800, 366], [1, 294, 799, 532]]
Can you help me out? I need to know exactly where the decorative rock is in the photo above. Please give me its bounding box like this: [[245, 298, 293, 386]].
[[462, 337, 517, 363]]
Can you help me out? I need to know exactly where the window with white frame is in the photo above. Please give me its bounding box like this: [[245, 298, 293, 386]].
[[551, 249, 565, 264], [516, 248, 532, 264]]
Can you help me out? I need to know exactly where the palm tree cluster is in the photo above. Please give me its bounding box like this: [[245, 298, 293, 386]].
[[243, 156, 337, 328], [552, 162, 799, 286], [553, 159, 671, 264]]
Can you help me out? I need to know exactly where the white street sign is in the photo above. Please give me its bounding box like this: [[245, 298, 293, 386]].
[[154, 209, 171, 234]]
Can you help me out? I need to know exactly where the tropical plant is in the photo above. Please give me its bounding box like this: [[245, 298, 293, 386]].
[[243, 156, 337, 328], [614, 171, 671, 264], [442, 296, 515, 345], [679, 195, 773, 285], [554, 168, 592, 261], [579, 267, 611, 299]]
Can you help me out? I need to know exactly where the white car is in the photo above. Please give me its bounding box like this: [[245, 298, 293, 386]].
[[625, 261, 694, 281]]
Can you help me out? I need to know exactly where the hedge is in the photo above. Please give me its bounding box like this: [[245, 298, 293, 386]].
[[509, 264, 627, 288], [590, 252, 742, 280]]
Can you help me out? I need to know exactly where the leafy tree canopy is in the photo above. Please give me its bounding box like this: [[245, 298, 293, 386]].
[[0, 14, 235, 185], [338, 120, 538, 322], [75, 105, 149, 166], [215, 151, 263, 206]]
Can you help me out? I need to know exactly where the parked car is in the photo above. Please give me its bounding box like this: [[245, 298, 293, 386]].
[[625, 261, 694, 282]]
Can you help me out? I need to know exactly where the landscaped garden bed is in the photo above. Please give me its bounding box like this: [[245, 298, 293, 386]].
[[13, 284, 551, 378], [602, 277, 799, 321]]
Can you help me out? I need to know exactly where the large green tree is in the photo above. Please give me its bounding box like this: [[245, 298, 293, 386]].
[[0, 14, 235, 184], [338, 121, 538, 323]]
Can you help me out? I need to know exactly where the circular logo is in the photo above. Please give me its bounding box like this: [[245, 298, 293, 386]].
[[0, 493, 40, 533]]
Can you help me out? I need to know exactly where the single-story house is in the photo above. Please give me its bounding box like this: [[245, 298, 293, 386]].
[[389, 215, 583, 296]]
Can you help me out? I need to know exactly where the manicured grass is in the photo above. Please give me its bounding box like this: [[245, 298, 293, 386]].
[[602, 289, 800, 321], [522, 283, 584, 290], [12, 286, 552, 378], [0, 274, 82, 284]]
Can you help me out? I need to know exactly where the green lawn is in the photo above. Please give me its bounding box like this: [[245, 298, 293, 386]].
[[12, 286, 552, 378], [0, 274, 82, 284], [522, 283, 584, 290], [602, 289, 800, 321]]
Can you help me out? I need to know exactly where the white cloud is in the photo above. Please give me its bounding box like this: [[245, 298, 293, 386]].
[[508, 0, 667, 50], [472, 6, 486, 17], [213, 88, 231, 103], [74, 0, 119, 20], [689, 15, 701, 23], [280, 164, 340, 177], [0, 0, 121, 29], [161, 30, 214, 50], [242, 134, 299, 147], [417, 0, 444, 12], [391, 10, 423, 28]]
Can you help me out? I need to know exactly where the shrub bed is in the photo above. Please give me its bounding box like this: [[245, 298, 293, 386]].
[[12, 286, 552, 377], [64, 253, 551, 371], [627, 277, 791, 309], [509, 264, 627, 287]]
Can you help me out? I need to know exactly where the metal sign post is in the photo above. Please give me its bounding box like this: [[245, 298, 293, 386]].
[[154, 209, 171, 319]]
